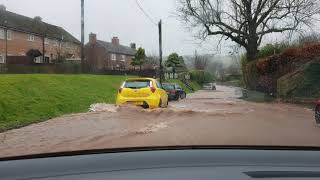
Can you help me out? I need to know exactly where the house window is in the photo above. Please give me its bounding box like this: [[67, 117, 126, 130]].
[[121, 55, 126, 61], [6, 30, 12, 40], [28, 34, 35, 41], [44, 38, 50, 45], [53, 40, 59, 46], [34, 56, 42, 63], [0, 55, 4, 64], [111, 54, 116, 61], [65, 42, 71, 48], [0, 28, 4, 39]]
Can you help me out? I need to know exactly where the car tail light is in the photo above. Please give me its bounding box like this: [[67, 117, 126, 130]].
[[118, 88, 123, 94], [170, 90, 176, 94], [150, 87, 156, 93]]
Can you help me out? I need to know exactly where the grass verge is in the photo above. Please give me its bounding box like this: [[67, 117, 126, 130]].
[[0, 74, 130, 132]]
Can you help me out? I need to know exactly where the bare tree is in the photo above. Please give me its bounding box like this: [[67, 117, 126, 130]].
[[177, 0, 320, 61], [193, 51, 210, 70]]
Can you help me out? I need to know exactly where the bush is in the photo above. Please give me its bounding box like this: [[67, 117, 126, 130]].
[[257, 43, 289, 59], [190, 70, 214, 85]]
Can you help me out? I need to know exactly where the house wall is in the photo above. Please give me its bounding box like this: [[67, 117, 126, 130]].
[[84, 44, 108, 72], [0, 28, 80, 63], [106, 52, 134, 70], [85, 45, 134, 71]]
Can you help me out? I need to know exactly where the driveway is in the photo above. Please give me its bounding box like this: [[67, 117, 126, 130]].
[[0, 85, 319, 157]]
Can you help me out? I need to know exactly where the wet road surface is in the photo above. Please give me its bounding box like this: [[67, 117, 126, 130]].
[[0, 85, 319, 157]]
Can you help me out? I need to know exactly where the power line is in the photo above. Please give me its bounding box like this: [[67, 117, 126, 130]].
[[135, 0, 157, 26]]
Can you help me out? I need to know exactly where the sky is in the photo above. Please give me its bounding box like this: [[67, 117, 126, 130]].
[[0, 0, 221, 56]]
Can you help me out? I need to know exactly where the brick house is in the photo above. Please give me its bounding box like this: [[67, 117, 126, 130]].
[[0, 5, 80, 64], [84, 33, 136, 72]]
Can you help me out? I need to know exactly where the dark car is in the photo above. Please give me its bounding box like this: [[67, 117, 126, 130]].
[[316, 100, 320, 125], [162, 83, 186, 101]]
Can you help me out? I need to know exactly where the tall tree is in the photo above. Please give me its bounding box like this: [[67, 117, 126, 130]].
[[193, 51, 209, 70], [165, 53, 184, 73], [131, 47, 146, 70], [177, 0, 320, 61]]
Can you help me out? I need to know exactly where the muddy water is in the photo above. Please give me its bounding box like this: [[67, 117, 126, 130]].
[[0, 86, 319, 157]]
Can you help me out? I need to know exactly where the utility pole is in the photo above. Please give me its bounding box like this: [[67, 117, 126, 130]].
[[5, 29, 7, 64], [158, 20, 163, 84], [81, 0, 85, 72]]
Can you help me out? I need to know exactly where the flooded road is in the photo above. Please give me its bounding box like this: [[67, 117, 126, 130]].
[[1, 85, 319, 157]]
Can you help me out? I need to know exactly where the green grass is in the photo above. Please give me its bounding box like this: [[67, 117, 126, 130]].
[[0, 74, 131, 132], [167, 79, 201, 94]]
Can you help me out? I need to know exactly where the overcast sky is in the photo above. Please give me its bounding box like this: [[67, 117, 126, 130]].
[[2, 0, 319, 57], [0, 0, 222, 56]]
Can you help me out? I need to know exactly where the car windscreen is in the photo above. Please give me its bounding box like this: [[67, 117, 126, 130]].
[[162, 84, 174, 90], [124, 80, 151, 89]]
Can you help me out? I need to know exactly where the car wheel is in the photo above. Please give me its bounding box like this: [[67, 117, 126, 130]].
[[142, 102, 149, 109], [180, 93, 186, 99], [316, 106, 320, 125], [159, 99, 163, 108], [175, 95, 180, 101]]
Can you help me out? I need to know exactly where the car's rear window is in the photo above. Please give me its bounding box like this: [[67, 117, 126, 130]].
[[124, 80, 151, 89], [162, 84, 174, 90]]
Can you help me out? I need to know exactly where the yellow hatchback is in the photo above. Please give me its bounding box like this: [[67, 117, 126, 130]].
[[116, 78, 169, 108]]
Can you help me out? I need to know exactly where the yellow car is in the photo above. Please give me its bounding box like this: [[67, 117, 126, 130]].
[[116, 78, 169, 108]]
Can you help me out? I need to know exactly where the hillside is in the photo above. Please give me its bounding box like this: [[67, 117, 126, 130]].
[[0, 74, 130, 132], [243, 43, 320, 100]]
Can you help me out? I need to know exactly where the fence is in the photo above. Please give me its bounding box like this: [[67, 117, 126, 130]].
[[0, 63, 158, 77]]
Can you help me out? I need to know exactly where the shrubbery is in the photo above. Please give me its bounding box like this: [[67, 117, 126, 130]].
[[257, 43, 289, 59], [190, 70, 214, 85]]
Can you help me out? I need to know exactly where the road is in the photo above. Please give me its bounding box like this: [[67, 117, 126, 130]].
[[0, 85, 319, 157]]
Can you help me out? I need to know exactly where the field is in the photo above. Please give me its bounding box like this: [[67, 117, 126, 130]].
[[0, 74, 130, 132]]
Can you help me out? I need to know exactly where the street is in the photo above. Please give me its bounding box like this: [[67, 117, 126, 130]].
[[0, 85, 319, 157]]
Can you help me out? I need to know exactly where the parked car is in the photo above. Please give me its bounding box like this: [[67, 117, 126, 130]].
[[316, 100, 320, 125], [203, 83, 216, 90], [162, 83, 187, 101], [116, 78, 168, 109]]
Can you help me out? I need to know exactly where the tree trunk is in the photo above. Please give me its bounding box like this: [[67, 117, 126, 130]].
[[246, 30, 259, 61], [246, 47, 259, 61]]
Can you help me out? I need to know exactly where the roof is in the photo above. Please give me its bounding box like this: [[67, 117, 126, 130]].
[[96, 40, 136, 56], [0, 10, 80, 44]]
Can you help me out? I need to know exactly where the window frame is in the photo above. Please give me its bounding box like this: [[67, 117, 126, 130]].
[[0, 55, 5, 64], [64, 42, 72, 49], [0, 28, 5, 40], [121, 55, 126, 62], [111, 54, 117, 61], [53, 40, 59, 46], [44, 38, 50, 45], [6, 30, 12, 40], [28, 34, 35, 42]]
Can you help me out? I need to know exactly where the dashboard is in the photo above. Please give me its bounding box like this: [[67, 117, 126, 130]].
[[1, 148, 320, 180]]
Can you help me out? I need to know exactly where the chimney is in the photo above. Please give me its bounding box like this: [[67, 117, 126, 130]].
[[34, 16, 42, 22], [0, 4, 6, 11], [130, 43, 136, 50], [112, 37, 119, 46], [89, 33, 97, 44]]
